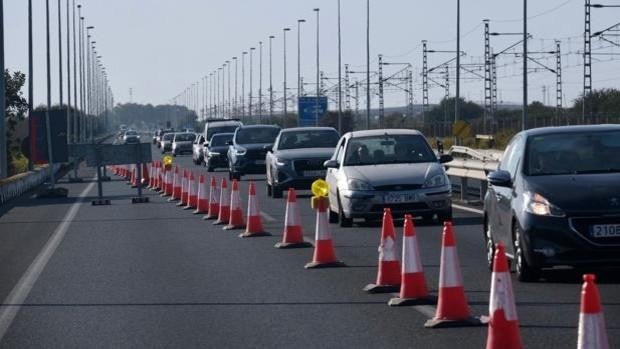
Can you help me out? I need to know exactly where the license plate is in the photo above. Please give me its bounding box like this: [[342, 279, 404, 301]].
[[384, 193, 417, 204], [255, 160, 266, 165], [304, 170, 325, 177], [590, 224, 620, 238]]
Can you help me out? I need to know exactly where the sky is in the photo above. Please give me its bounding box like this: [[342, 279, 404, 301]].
[[4, 0, 620, 112]]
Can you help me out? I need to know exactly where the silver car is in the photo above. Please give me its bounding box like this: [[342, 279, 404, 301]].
[[324, 129, 453, 227], [171, 132, 196, 156], [266, 127, 340, 198]]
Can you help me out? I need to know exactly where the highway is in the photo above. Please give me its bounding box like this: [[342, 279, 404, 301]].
[[0, 143, 618, 348]]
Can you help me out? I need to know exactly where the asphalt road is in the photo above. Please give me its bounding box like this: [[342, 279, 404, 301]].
[[0, 143, 618, 348]]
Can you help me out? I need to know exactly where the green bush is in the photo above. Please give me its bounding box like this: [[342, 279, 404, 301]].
[[8, 150, 29, 176]]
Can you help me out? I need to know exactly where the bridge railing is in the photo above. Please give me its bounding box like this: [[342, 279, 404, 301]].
[[445, 146, 502, 203]]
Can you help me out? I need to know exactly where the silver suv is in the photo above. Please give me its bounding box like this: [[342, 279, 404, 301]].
[[197, 119, 243, 165]]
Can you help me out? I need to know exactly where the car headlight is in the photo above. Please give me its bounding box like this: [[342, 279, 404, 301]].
[[523, 191, 565, 217], [424, 174, 448, 188], [208, 151, 221, 157], [347, 178, 374, 191], [276, 159, 290, 166]]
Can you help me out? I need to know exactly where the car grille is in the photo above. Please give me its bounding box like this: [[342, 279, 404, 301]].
[[294, 159, 326, 175], [570, 216, 620, 246], [246, 150, 268, 160], [374, 184, 423, 191], [370, 202, 429, 213]]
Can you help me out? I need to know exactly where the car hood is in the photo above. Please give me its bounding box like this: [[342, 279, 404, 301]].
[[208, 145, 229, 153], [174, 141, 193, 145], [526, 173, 620, 213], [343, 162, 442, 187], [274, 148, 334, 160]]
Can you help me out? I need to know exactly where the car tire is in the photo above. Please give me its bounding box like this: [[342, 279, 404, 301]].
[[266, 183, 272, 197], [484, 217, 495, 271], [338, 193, 353, 228], [272, 186, 283, 199], [207, 166, 214, 172], [513, 223, 541, 282]]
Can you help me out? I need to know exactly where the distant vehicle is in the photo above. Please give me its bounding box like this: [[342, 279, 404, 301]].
[[160, 133, 175, 154], [157, 128, 174, 148], [183, 128, 195, 133], [266, 127, 340, 198], [171, 132, 196, 156], [227, 125, 281, 181], [205, 133, 234, 172], [202, 119, 242, 146], [122, 130, 140, 144], [192, 134, 207, 165], [324, 129, 453, 227], [484, 125, 620, 282], [120, 124, 128, 132], [152, 129, 162, 144]]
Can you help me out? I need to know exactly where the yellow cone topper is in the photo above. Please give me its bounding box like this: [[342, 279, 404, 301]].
[[311, 179, 329, 209], [163, 155, 173, 170]]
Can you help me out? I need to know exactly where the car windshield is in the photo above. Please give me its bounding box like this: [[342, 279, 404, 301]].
[[174, 133, 196, 142], [278, 130, 339, 150], [525, 130, 620, 176], [236, 127, 280, 145], [206, 125, 240, 140], [163, 133, 174, 141], [210, 134, 234, 147], [125, 131, 137, 136], [343, 134, 435, 166]]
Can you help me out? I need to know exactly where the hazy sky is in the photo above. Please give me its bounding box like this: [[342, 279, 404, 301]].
[[4, 0, 620, 111]]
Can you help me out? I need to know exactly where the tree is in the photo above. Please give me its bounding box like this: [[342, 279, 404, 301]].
[[4, 70, 28, 175], [319, 111, 355, 134], [573, 88, 620, 117], [426, 97, 484, 123]]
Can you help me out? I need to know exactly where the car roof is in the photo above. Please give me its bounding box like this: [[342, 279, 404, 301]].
[[237, 124, 281, 130], [211, 132, 234, 138], [205, 120, 242, 127], [280, 127, 337, 133], [522, 124, 620, 137], [345, 128, 423, 138]]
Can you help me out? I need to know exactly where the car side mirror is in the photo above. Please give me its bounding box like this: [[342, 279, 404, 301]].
[[225, 140, 233, 146], [324, 159, 339, 169], [487, 170, 512, 188], [439, 154, 453, 164]]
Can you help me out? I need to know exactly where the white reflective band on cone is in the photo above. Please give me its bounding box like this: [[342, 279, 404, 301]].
[[578, 313, 609, 349], [315, 209, 332, 241], [489, 271, 518, 321], [379, 236, 399, 262], [439, 246, 463, 288], [248, 194, 259, 215], [402, 236, 423, 273]]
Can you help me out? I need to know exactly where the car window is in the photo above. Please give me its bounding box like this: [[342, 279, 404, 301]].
[[174, 133, 196, 142], [332, 138, 345, 164], [207, 125, 240, 140], [235, 127, 280, 144], [163, 133, 174, 140], [343, 134, 435, 166], [277, 130, 339, 150], [210, 134, 233, 147], [125, 131, 137, 136], [525, 130, 620, 176], [500, 135, 523, 177]]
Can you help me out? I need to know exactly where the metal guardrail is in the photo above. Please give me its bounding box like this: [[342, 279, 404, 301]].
[[445, 146, 502, 203], [0, 164, 62, 206]]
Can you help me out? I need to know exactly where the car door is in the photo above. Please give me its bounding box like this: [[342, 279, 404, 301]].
[[326, 137, 347, 212], [493, 135, 525, 249]]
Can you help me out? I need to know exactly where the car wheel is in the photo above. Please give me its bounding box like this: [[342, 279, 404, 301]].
[[338, 193, 353, 228], [266, 183, 272, 197], [329, 208, 339, 224], [513, 223, 540, 282], [272, 186, 283, 199], [484, 218, 495, 271]]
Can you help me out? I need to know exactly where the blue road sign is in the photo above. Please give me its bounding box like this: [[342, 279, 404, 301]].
[[298, 97, 328, 127]]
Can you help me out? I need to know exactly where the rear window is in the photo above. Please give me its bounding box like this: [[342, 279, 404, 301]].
[[207, 125, 240, 140], [125, 131, 137, 136], [278, 130, 339, 150], [236, 127, 280, 144], [174, 133, 196, 142], [163, 133, 174, 141]]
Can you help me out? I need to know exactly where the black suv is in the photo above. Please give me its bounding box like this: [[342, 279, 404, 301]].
[[227, 125, 281, 180]]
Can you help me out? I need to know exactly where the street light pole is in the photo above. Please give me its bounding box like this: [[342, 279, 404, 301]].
[[297, 19, 305, 125], [249, 47, 255, 117], [337, 0, 343, 134], [27, 0, 34, 170], [241, 51, 247, 117], [269, 35, 275, 124], [314, 8, 320, 127], [78, 11, 84, 142], [259, 41, 263, 123], [65, 0, 71, 146], [0, 0, 6, 178], [226, 60, 231, 118], [72, 1, 78, 143], [522, 0, 528, 130], [57, 0, 63, 108], [366, 0, 370, 129], [233, 57, 238, 117], [45, 0, 56, 187], [283, 28, 291, 122], [455, 0, 461, 133]]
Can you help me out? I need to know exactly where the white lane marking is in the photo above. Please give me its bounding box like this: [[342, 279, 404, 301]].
[[260, 211, 277, 222], [0, 181, 95, 340], [413, 305, 437, 318], [452, 204, 484, 215]]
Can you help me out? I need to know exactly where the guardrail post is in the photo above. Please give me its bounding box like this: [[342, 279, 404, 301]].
[[460, 176, 468, 202]]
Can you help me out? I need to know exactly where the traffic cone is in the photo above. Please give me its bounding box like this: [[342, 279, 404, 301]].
[[169, 167, 181, 202], [163, 167, 173, 196], [203, 177, 220, 220], [305, 196, 345, 269], [275, 188, 311, 248], [240, 181, 270, 237], [213, 178, 230, 225], [485, 242, 523, 349], [577, 274, 609, 349], [184, 172, 197, 210], [194, 175, 209, 214], [389, 215, 435, 306], [154, 162, 162, 191], [177, 170, 189, 207], [130, 166, 139, 187], [224, 180, 245, 230], [425, 221, 484, 328], [141, 163, 150, 186], [148, 162, 155, 189], [364, 208, 402, 293], [161, 167, 170, 197]]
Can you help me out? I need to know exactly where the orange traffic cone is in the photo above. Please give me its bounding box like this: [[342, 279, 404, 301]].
[[240, 181, 270, 237], [184, 172, 197, 210], [177, 170, 189, 207], [364, 208, 402, 293], [130, 166, 139, 188], [163, 167, 173, 196], [147, 162, 155, 189], [305, 197, 345, 269], [154, 162, 162, 191], [486, 243, 523, 349], [213, 178, 230, 225], [224, 180, 245, 230], [141, 163, 150, 187], [194, 175, 209, 214], [389, 215, 435, 306], [169, 167, 181, 201], [578, 274, 609, 349], [275, 188, 311, 248], [160, 167, 170, 196], [203, 177, 220, 220], [425, 221, 484, 328]]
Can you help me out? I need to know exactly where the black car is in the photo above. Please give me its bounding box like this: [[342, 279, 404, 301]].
[[227, 125, 281, 180], [484, 125, 620, 282], [205, 133, 234, 172]]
